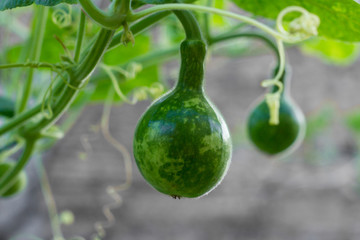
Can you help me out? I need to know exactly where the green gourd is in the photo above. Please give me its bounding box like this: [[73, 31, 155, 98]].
[[0, 162, 27, 198], [133, 40, 232, 198], [246, 65, 305, 155]]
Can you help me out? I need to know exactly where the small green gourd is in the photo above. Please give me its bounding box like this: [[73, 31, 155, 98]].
[[247, 65, 305, 155], [0, 162, 27, 198], [133, 40, 232, 198]]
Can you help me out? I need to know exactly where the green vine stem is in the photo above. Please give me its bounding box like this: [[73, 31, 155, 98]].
[[0, 139, 36, 196], [0, 62, 61, 70], [0, 28, 115, 198], [17, 5, 48, 114], [173, 10, 203, 41], [78, 0, 129, 29], [209, 32, 279, 63], [74, 11, 86, 62], [128, 4, 315, 42], [35, 157, 64, 240], [0, 13, 171, 137], [22, 29, 116, 136], [108, 11, 171, 51]]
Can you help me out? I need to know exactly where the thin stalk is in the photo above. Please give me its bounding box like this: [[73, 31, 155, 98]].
[[0, 63, 60, 70], [210, 32, 279, 63], [78, 0, 129, 29], [35, 157, 64, 239], [128, 4, 287, 41], [17, 6, 48, 114], [0, 105, 42, 136], [108, 11, 171, 51], [74, 11, 86, 62], [173, 10, 203, 40]]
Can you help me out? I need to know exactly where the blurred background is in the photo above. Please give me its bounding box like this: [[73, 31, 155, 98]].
[[2, 1, 360, 240]]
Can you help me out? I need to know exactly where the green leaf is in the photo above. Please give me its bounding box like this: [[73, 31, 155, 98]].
[[231, 0, 360, 42], [0, 0, 77, 11], [301, 38, 359, 65], [103, 35, 152, 66]]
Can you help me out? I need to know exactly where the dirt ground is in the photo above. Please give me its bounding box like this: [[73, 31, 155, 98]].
[[2, 47, 360, 240]]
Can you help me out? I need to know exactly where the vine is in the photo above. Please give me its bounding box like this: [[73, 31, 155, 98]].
[[0, 1, 324, 237]]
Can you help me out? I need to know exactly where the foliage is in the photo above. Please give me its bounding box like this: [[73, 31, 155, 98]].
[[1, 0, 360, 239], [0, 0, 77, 11], [232, 0, 360, 41]]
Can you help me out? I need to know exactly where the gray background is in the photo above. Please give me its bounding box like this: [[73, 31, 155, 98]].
[[2, 46, 360, 240]]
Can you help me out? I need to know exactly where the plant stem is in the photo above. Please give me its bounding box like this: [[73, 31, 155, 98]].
[[0, 105, 42, 136], [35, 157, 64, 240], [128, 3, 288, 41], [79, 0, 128, 29], [22, 29, 115, 136], [74, 11, 86, 62], [17, 5, 48, 114], [173, 10, 203, 41], [0, 62, 60, 70], [0, 139, 36, 196], [0, 13, 171, 137], [108, 11, 171, 51], [210, 32, 279, 63]]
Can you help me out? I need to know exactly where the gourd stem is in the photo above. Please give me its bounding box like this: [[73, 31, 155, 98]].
[[173, 10, 203, 41], [173, 10, 206, 90]]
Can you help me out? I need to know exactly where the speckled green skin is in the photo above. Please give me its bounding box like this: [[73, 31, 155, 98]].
[[133, 40, 232, 198], [247, 97, 304, 155], [0, 162, 27, 198]]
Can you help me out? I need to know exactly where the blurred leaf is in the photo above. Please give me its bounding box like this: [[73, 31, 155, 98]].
[[305, 106, 334, 139], [345, 111, 360, 134], [0, 96, 15, 118], [5, 45, 22, 63], [40, 5, 78, 63], [301, 38, 359, 65], [161, 15, 185, 45], [0, 0, 77, 11], [211, 0, 228, 27], [103, 35, 152, 66], [231, 0, 360, 42], [90, 65, 160, 103]]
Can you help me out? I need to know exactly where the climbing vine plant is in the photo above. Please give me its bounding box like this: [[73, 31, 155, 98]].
[[1, 0, 360, 239]]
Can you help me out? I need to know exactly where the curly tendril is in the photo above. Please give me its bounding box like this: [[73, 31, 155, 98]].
[[276, 6, 320, 42], [52, 5, 73, 28], [261, 6, 320, 125], [41, 71, 55, 119]]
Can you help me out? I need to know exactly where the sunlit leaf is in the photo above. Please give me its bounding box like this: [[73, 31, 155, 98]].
[[231, 0, 360, 41], [301, 38, 359, 65], [0, 0, 77, 11]]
